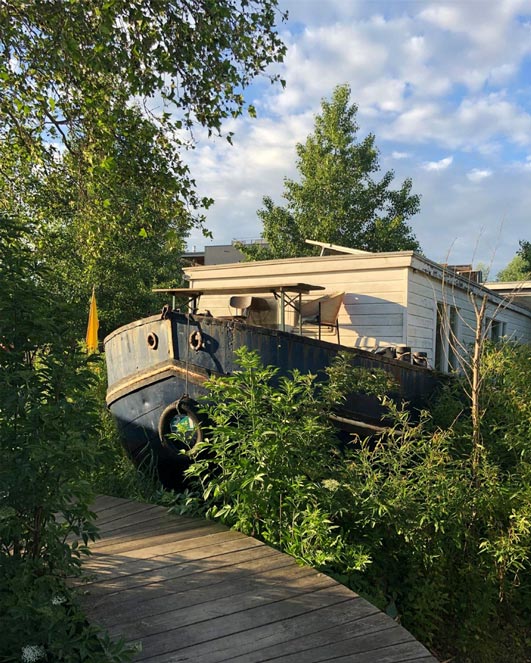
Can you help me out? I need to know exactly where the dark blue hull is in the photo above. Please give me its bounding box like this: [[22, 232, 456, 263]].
[[105, 311, 442, 488]]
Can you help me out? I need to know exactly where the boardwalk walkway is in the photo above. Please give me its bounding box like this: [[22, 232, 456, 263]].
[[79, 495, 437, 662]]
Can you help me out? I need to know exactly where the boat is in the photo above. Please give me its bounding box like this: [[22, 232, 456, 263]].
[[104, 305, 443, 489]]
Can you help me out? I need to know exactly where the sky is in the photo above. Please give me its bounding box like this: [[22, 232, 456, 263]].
[[185, 0, 531, 278]]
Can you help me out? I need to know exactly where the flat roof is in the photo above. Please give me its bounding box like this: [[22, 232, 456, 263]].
[[484, 281, 531, 311]]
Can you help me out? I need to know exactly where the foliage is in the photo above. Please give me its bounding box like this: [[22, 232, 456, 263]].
[[0, 217, 135, 661], [175, 347, 370, 571], [85, 358, 180, 509], [322, 351, 397, 402], [497, 240, 531, 281], [0, 562, 136, 662], [240, 84, 421, 260], [29, 106, 199, 337], [1, 0, 286, 159], [518, 240, 531, 272], [178, 344, 531, 662], [497, 254, 529, 281], [1, 0, 287, 338], [0, 125, 193, 340]]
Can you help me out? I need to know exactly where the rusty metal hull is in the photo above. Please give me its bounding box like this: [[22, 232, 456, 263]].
[[105, 311, 442, 488]]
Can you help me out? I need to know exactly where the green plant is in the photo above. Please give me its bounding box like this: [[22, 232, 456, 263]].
[[177, 344, 531, 662], [0, 217, 135, 661], [329, 342, 531, 661], [0, 560, 137, 662], [177, 347, 365, 569]]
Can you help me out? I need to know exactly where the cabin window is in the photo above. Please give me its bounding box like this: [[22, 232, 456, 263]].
[[435, 303, 460, 372], [490, 319, 506, 341]]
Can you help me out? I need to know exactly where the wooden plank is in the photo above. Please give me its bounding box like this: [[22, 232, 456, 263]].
[[86, 550, 296, 627], [81, 534, 267, 596], [89, 495, 133, 512], [90, 496, 176, 516], [215, 612, 399, 663], [130, 588, 354, 659], [223, 626, 413, 663], [90, 500, 159, 525], [89, 520, 228, 555], [106, 567, 335, 641], [142, 598, 382, 663], [80, 498, 437, 663], [296, 640, 434, 663], [93, 516, 212, 546], [82, 541, 278, 586], [96, 508, 184, 534], [83, 548, 289, 608]]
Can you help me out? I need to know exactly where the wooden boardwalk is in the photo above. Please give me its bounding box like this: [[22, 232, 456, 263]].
[[79, 496, 437, 662]]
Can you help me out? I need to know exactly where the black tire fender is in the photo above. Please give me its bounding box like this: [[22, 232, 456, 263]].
[[158, 397, 203, 450]]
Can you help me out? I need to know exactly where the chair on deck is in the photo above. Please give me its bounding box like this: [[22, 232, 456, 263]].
[[299, 292, 344, 344], [228, 295, 271, 321]]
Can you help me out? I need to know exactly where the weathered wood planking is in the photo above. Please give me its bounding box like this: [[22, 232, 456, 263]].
[[79, 496, 438, 662]]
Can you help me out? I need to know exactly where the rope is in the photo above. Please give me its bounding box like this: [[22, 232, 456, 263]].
[[184, 313, 190, 396]]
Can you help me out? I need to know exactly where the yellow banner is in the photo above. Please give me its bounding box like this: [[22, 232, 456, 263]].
[[86, 287, 99, 353]]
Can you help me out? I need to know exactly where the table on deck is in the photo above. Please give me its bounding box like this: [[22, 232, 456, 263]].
[[78, 496, 438, 662], [153, 284, 325, 332]]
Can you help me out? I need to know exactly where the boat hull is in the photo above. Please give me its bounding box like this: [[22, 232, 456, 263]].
[[105, 311, 442, 488]]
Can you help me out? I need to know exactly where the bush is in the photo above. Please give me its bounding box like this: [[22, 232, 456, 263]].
[[176, 345, 531, 662], [85, 358, 169, 504], [0, 217, 135, 661], [177, 347, 367, 569]]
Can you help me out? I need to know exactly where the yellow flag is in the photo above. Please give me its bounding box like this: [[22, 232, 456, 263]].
[[86, 286, 99, 353]]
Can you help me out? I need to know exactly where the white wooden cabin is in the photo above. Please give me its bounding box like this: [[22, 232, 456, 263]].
[[184, 243, 531, 373]]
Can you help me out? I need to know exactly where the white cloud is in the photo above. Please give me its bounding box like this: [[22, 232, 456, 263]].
[[423, 156, 454, 171], [382, 95, 531, 150], [183, 0, 531, 279], [511, 155, 531, 172], [467, 168, 493, 183], [488, 63, 517, 86], [419, 5, 461, 32], [456, 95, 531, 147]]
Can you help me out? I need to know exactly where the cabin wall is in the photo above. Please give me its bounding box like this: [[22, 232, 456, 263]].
[[185, 254, 412, 351], [407, 263, 531, 369], [184, 253, 531, 371]]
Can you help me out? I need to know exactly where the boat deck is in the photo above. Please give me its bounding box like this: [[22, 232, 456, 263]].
[[79, 495, 437, 662]]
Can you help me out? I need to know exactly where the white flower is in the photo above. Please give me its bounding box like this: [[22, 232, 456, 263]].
[[322, 478, 340, 492], [21, 645, 46, 662], [51, 595, 66, 606]]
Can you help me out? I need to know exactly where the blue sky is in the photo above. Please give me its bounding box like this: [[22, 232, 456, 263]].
[[185, 0, 531, 277]]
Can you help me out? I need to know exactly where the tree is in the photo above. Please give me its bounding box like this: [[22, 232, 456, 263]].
[[517, 239, 531, 273], [497, 240, 531, 281], [241, 84, 421, 260], [32, 106, 203, 337], [0, 1, 287, 336], [0, 108, 197, 338], [1, 1, 286, 163]]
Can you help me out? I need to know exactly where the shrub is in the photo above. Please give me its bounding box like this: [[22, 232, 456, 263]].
[[177, 347, 370, 570], [177, 344, 531, 662], [0, 217, 134, 661]]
